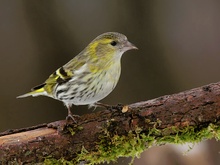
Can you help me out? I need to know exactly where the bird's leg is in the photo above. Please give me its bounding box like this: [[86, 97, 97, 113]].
[[48, 106, 79, 131], [94, 102, 126, 118], [66, 105, 80, 123], [94, 102, 112, 109]]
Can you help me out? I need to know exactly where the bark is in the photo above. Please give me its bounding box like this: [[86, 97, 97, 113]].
[[0, 82, 220, 164]]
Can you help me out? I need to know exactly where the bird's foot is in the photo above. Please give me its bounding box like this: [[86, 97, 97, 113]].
[[65, 106, 80, 123], [66, 114, 80, 123]]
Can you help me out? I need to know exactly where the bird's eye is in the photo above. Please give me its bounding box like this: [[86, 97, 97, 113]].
[[110, 41, 117, 46]]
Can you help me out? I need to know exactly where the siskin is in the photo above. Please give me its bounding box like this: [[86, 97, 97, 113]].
[[17, 32, 137, 121]]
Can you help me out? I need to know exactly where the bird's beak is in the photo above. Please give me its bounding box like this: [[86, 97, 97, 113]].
[[122, 41, 138, 52]]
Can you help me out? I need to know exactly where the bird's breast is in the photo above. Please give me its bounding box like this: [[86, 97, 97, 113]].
[[54, 60, 122, 105]]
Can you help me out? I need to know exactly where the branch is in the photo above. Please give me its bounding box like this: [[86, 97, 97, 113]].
[[1, 82, 220, 164]]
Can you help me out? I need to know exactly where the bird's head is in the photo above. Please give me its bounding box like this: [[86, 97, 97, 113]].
[[87, 32, 137, 60]]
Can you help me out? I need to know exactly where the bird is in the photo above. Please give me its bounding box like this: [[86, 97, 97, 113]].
[[17, 32, 137, 121]]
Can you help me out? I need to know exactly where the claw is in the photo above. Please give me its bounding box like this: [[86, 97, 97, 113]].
[[66, 105, 80, 123], [66, 115, 77, 123]]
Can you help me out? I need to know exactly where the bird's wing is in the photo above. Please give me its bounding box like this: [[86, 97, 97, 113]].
[[43, 58, 86, 92], [45, 66, 73, 84]]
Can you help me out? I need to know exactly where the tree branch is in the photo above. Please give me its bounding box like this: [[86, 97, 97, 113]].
[[1, 82, 220, 164]]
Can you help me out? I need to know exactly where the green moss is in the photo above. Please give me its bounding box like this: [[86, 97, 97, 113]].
[[45, 123, 220, 165], [44, 157, 74, 165], [67, 125, 84, 136]]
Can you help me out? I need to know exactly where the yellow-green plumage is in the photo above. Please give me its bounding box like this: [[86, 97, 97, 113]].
[[17, 32, 137, 119]]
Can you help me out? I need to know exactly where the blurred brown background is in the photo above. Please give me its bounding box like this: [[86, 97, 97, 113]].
[[0, 0, 220, 165]]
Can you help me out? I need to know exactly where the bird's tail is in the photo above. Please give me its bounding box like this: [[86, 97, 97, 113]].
[[17, 83, 47, 98]]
